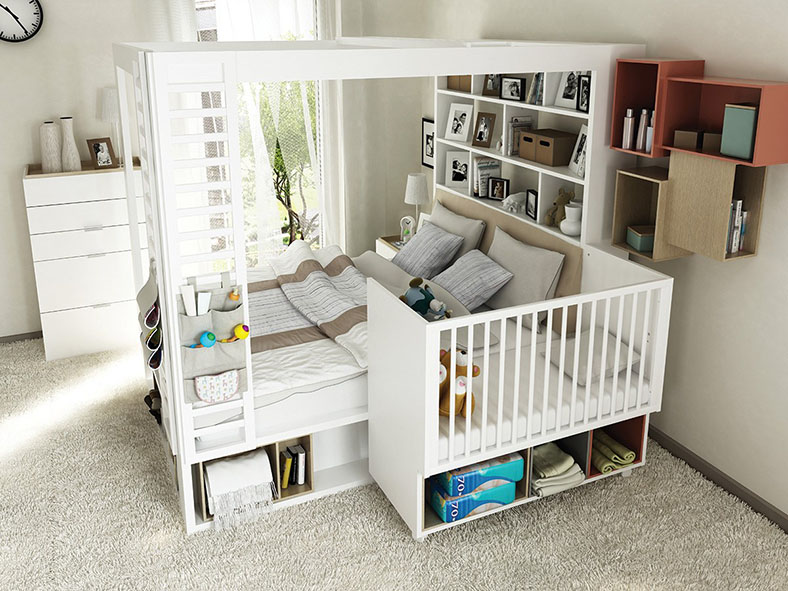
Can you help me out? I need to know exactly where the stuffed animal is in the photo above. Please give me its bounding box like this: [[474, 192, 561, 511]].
[[501, 191, 527, 214], [544, 188, 575, 227], [400, 277, 450, 321], [438, 348, 480, 418]]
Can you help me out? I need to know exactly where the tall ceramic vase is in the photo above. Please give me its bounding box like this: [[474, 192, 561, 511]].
[[39, 121, 62, 173], [60, 116, 82, 172], [560, 203, 582, 236]]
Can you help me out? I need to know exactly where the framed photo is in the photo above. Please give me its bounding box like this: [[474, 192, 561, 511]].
[[553, 71, 584, 109], [526, 189, 538, 220], [499, 76, 526, 101], [471, 112, 497, 149], [445, 151, 470, 190], [577, 75, 591, 113], [482, 74, 501, 96], [487, 177, 509, 201], [444, 103, 474, 142], [568, 124, 588, 178], [421, 117, 435, 169], [86, 137, 118, 169]]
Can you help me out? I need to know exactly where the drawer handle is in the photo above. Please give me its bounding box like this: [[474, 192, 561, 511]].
[[83, 225, 104, 232], [87, 253, 107, 258], [93, 303, 111, 309]]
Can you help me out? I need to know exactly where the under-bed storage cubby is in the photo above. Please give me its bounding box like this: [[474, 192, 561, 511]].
[[588, 415, 647, 479], [276, 435, 314, 501]]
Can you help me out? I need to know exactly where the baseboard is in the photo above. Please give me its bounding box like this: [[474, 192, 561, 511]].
[[0, 331, 42, 344], [650, 426, 787, 533]]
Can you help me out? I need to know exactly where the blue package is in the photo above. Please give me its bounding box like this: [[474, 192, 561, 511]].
[[435, 452, 524, 497], [429, 478, 516, 523]]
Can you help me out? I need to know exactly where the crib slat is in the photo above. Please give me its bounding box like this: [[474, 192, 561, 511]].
[[624, 292, 639, 413], [511, 315, 523, 445], [448, 328, 457, 463], [541, 311, 553, 437], [636, 290, 652, 410], [610, 294, 625, 414], [465, 323, 474, 458], [570, 303, 583, 428], [481, 321, 491, 454], [556, 306, 568, 433], [527, 312, 538, 442], [496, 318, 507, 450], [597, 298, 611, 421], [583, 300, 597, 424]]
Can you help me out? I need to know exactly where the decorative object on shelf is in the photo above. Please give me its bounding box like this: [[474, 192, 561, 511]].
[[499, 76, 526, 101], [447, 75, 471, 93], [405, 172, 429, 221], [526, 189, 538, 220], [399, 277, 450, 321], [421, 117, 435, 169], [86, 137, 118, 169], [501, 191, 527, 215], [60, 116, 81, 172], [526, 72, 544, 105], [553, 71, 583, 109], [560, 202, 582, 236], [444, 151, 469, 190], [473, 156, 500, 197], [626, 225, 655, 253], [544, 187, 575, 227], [482, 74, 501, 96], [444, 102, 473, 142], [400, 215, 416, 243], [635, 108, 649, 152], [519, 131, 537, 161], [99, 87, 122, 165], [532, 129, 577, 167], [506, 115, 533, 156], [720, 103, 758, 161], [568, 124, 588, 178], [645, 112, 655, 153], [0, 0, 44, 43], [702, 132, 722, 154], [673, 129, 702, 151], [39, 120, 62, 173], [577, 74, 591, 113], [471, 112, 496, 148], [621, 108, 635, 150], [487, 177, 509, 201]]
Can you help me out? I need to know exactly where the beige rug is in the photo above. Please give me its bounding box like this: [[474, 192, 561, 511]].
[[1, 339, 786, 591]]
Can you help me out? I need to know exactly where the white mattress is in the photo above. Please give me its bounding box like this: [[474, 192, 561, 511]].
[[438, 344, 650, 460]]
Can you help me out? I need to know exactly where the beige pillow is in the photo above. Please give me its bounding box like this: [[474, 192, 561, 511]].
[[429, 201, 486, 259], [485, 227, 565, 330]]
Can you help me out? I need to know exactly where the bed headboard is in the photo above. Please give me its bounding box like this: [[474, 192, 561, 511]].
[[436, 189, 583, 300]]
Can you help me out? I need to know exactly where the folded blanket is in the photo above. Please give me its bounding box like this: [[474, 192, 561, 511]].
[[594, 431, 636, 464], [591, 448, 618, 474], [205, 448, 277, 530], [532, 468, 585, 497], [531, 442, 575, 479], [532, 462, 583, 488]]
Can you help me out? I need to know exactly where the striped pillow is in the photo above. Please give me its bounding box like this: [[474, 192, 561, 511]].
[[392, 222, 464, 279], [432, 250, 513, 311]]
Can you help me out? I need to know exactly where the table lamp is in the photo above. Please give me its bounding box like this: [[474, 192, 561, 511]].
[[99, 87, 122, 165], [404, 173, 429, 222]]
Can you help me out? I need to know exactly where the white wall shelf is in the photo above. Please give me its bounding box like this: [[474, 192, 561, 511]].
[[436, 87, 590, 120]]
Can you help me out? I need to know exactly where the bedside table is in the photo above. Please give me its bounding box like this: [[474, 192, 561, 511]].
[[375, 235, 403, 260]]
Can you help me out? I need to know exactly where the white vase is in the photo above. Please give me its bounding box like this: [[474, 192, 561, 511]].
[[560, 203, 582, 236], [39, 121, 62, 173], [60, 117, 82, 172]]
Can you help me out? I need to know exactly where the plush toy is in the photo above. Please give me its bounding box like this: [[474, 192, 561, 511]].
[[438, 348, 480, 418], [501, 191, 528, 214], [544, 187, 575, 227], [400, 277, 451, 321]]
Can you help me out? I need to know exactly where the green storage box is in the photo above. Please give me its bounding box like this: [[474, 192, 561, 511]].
[[626, 225, 655, 253], [720, 103, 758, 161]]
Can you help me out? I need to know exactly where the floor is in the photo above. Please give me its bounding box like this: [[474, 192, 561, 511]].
[[1, 339, 787, 591]]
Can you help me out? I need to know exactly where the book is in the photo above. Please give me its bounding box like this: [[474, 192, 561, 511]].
[[280, 449, 293, 490], [287, 446, 299, 485], [725, 202, 735, 254], [473, 157, 501, 197], [739, 210, 749, 252], [730, 199, 743, 254], [526, 72, 544, 105], [292, 445, 307, 486]]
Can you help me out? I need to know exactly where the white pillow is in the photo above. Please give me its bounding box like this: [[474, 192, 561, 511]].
[[432, 250, 513, 311], [429, 201, 486, 260], [391, 222, 464, 279], [542, 329, 641, 387]]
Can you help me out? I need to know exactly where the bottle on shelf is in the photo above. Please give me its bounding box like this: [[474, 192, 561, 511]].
[[645, 112, 654, 154], [635, 108, 649, 152], [622, 108, 635, 150]]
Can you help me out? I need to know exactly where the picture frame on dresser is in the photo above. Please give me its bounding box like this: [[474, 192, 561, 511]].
[[445, 151, 470, 190], [86, 137, 118, 169]]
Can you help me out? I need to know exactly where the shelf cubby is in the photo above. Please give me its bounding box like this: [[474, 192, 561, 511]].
[[588, 415, 647, 479]]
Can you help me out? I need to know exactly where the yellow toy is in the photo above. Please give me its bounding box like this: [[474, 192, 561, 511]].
[[544, 187, 575, 227], [219, 324, 250, 343], [438, 348, 480, 418]]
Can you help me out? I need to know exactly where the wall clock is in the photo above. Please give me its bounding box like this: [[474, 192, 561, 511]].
[[0, 0, 44, 43]]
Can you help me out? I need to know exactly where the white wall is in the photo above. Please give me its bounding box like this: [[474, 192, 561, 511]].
[[355, 0, 788, 513], [0, 0, 191, 338]]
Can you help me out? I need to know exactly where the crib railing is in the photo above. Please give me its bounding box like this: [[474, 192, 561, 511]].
[[423, 278, 672, 474]]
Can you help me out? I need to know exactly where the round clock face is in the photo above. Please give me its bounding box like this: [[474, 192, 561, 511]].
[[0, 0, 44, 43]]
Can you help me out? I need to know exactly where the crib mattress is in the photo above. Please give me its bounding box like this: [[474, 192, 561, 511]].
[[437, 344, 650, 460]]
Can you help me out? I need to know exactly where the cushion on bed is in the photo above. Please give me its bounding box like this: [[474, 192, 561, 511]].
[[432, 250, 513, 311], [429, 201, 486, 260], [542, 329, 641, 387], [485, 227, 565, 331], [391, 222, 464, 279]]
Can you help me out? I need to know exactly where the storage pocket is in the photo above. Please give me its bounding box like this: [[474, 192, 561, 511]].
[[182, 339, 246, 380]]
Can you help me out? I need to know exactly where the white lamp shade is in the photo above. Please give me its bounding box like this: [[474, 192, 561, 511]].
[[99, 87, 120, 123], [404, 173, 429, 206]]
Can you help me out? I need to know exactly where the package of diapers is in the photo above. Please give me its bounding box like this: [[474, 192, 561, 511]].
[[429, 478, 516, 523], [435, 452, 524, 497]]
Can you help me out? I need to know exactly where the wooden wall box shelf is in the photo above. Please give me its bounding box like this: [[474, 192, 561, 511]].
[[610, 59, 705, 158], [611, 166, 691, 262]]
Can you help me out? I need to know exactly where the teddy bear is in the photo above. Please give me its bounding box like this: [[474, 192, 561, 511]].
[[438, 348, 480, 418], [400, 277, 450, 321], [501, 191, 527, 214], [544, 187, 575, 227]]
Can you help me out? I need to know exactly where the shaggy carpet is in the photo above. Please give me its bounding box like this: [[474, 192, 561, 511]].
[[1, 339, 786, 591]]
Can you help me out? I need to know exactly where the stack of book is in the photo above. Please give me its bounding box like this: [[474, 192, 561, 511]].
[[725, 199, 749, 255], [280, 444, 307, 490], [506, 115, 534, 157], [525, 73, 544, 105], [473, 157, 501, 198]]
